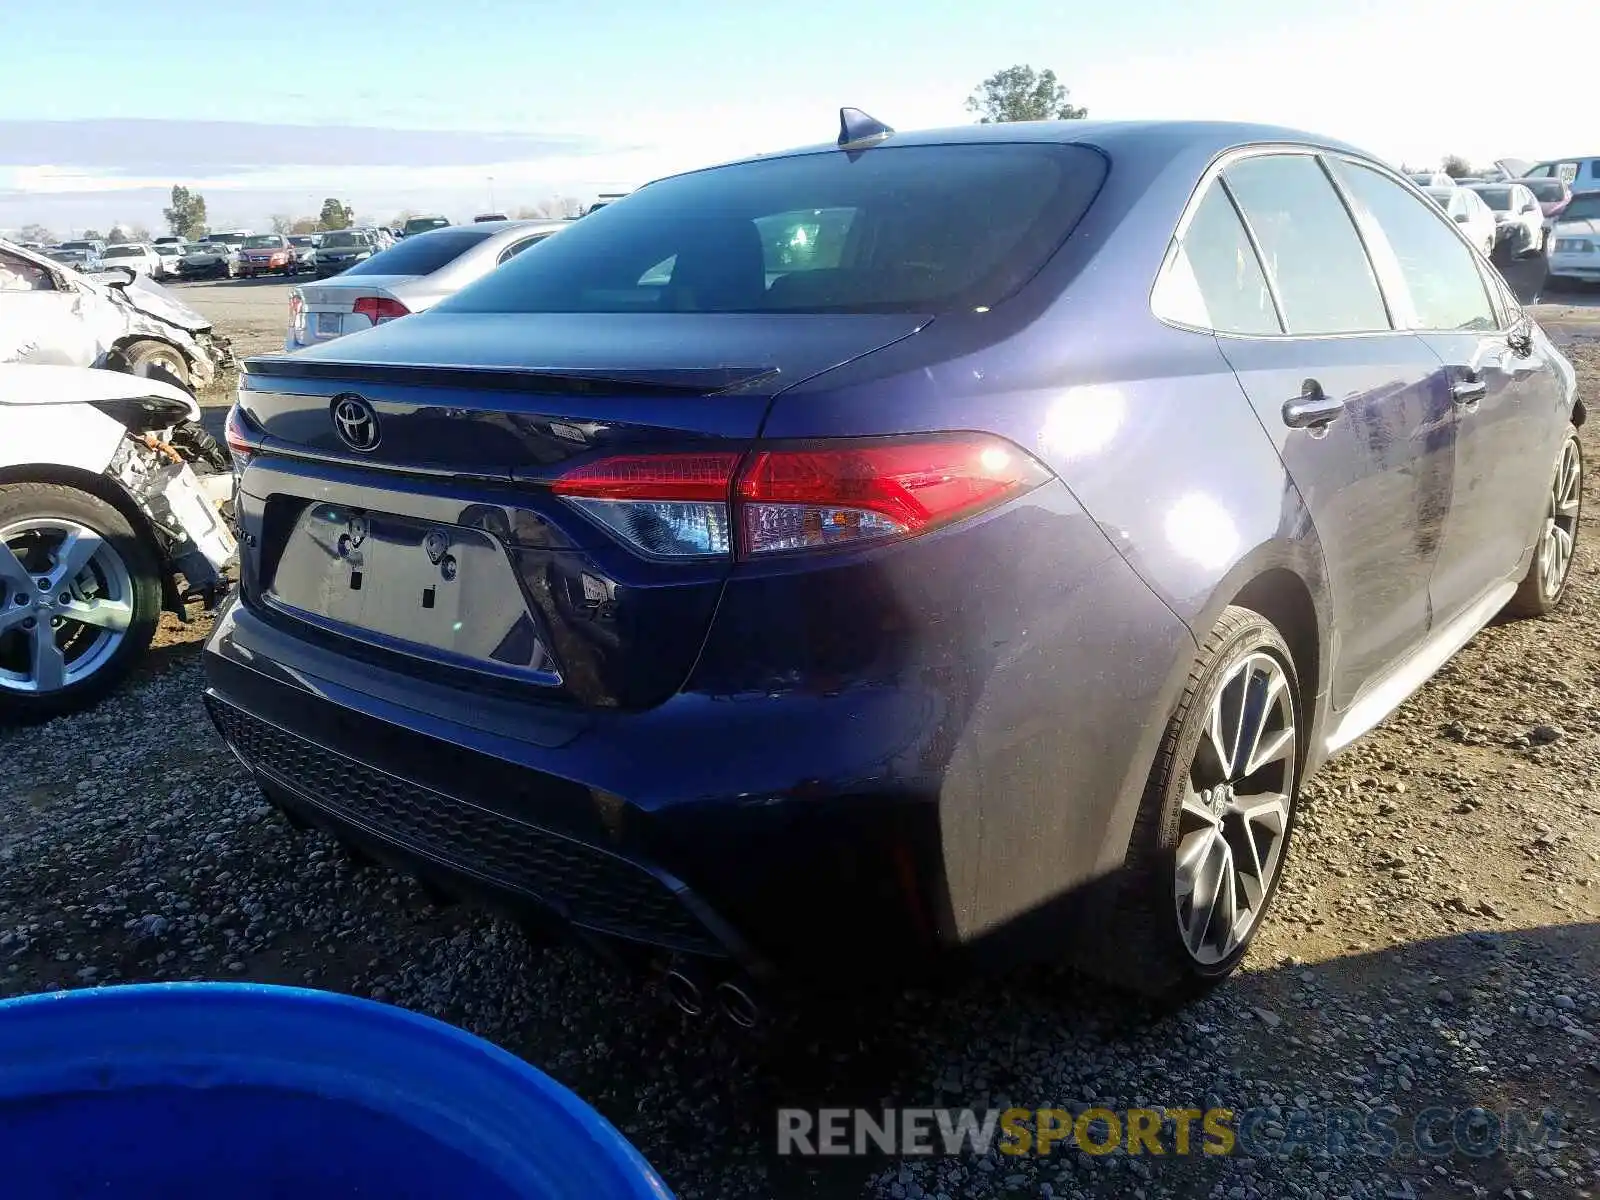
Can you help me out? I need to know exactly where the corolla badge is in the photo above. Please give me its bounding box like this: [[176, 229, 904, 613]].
[[331, 394, 381, 452]]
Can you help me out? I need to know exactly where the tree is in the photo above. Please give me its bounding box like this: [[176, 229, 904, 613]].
[[516, 196, 583, 220], [107, 225, 131, 244], [289, 216, 321, 234], [163, 186, 208, 238], [129, 225, 151, 242], [269, 213, 294, 234], [966, 65, 1086, 124], [1441, 155, 1473, 179], [317, 198, 354, 231], [81, 228, 103, 240], [18, 223, 54, 244]]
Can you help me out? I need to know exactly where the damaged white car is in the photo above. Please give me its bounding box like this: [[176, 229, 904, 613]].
[[1, 237, 232, 391], [1, 364, 236, 719]]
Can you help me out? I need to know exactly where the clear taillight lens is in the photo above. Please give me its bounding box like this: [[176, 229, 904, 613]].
[[551, 452, 740, 557], [548, 436, 1050, 560]]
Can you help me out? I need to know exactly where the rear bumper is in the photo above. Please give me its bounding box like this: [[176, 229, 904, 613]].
[[202, 598, 953, 979], [202, 481, 1193, 983]]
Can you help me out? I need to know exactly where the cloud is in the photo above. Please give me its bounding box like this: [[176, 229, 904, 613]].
[[0, 118, 627, 177]]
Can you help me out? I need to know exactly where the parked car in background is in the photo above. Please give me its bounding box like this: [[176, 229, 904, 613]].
[[211, 119, 1582, 1004], [310, 230, 376, 277], [1524, 156, 1600, 189], [1464, 182, 1545, 255], [285, 220, 566, 350], [1425, 185, 1497, 258], [1518, 176, 1572, 224], [1, 237, 232, 390], [1546, 190, 1600, 288], [152, 235, 185, 250], [287, 235, 317, 273], [180, 241, 240, 279], [153, 243, 189, 280], [101, 244, 161, 277], [0, 364, 235, 718], [46, 245, 105, 273], [237, 234, 297, 278], [399, 215, 450, 238]]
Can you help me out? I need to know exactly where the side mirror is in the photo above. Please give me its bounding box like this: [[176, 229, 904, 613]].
[[95, 266, 137, 287], [1453, 212, 1470, 224]]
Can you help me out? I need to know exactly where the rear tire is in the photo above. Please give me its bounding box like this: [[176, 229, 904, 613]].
[[1506, 425, 1583, 618], [0, 483, 162, 721], [1074, 607, 1302, 998]]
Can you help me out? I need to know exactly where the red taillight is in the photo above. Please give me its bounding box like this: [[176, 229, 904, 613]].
[[737, 437, 1050, 555], [547, 436, 1048, 559], [352, 296, 410, 324], [287, 290, 303, 322], [551, 452, 739, 502], [224, 404, 254, 458]]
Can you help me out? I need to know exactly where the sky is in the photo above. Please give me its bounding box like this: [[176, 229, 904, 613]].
[[3, 0, 1596, 237]]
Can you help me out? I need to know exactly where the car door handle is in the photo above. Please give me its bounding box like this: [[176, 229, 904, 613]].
[[1451, 380, 1486, 411], [1282, 385, 1343, 430]]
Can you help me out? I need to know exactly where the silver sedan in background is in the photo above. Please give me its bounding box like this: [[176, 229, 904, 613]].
[[285, 220, 567, 350]]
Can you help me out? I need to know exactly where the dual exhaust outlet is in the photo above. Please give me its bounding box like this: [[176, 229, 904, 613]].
[[662, 967, 761, 1028]]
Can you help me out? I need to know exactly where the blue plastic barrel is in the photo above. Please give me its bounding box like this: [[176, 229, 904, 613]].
[[0, 982, 672, 1199]]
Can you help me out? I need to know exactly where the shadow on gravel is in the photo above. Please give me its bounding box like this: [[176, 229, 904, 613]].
[[564, 921, 1599, 1198]]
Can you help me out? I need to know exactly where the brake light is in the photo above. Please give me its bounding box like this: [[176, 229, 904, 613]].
[[737, 437, 1051, 555], [224, 404, 256, 460], [548, 436, 1048, 559], [352, 296, 410, 324], [287, 290, 303, 325]]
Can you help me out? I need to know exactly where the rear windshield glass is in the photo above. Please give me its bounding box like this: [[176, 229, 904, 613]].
[[1472, 187, 1512, 210], [59, 242, 96, 251], [102, 246, 141, 257], [1562, 195, 1600, 221], [438, 143, 1108, 315], [404, 218, 450, 233], [343, 229, 492, 276], [1522, 179, 1566, 201]]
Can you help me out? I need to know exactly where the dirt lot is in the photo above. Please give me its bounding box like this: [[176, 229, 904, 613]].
[[2, 277, 1599, 1199]]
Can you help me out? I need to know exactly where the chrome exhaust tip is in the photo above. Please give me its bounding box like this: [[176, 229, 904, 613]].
[[662, 969, 705, 1017], [714, 980, 761, 1029]]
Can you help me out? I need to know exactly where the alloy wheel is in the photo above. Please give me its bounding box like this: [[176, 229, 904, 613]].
[[1173, 651, 1297, 966], [1540, 437, 1582, 601], [0, 520, 135, 695]]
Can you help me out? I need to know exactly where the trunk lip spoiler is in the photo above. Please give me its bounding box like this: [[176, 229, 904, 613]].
[[242, 355, 782, 398]]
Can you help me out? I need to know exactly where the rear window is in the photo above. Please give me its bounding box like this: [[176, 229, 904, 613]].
[[343, 228, 492, 276], [404, 217, 450, 235], [438, 143, 1108, 315], [102, 246, 142, 257], [1562, 194, 1600, 221], [1472, 187, 1512, 210], [1522, 179, 1567, 202]]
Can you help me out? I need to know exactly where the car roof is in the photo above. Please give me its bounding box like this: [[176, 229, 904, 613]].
[[672, 119, 1369, 179]]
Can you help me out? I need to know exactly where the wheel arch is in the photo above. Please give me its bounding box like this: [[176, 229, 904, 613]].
[[0, 463, 181, 613], [105, 334, 197, 387]]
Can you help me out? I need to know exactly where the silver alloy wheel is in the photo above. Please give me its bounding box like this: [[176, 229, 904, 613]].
[[0, 519, 135, 695], [1540, 437, 1582, 600], [1174, 651, 1297, 966]]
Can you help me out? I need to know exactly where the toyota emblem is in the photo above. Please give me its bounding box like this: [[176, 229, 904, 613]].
[[331, 394, 381, 452]]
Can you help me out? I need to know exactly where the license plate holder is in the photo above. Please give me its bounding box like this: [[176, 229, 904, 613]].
[[315, 311, 341, 335], [264, 506, 558, 682]]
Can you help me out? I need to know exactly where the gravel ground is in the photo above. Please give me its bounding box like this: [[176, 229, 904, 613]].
[[1, 285, 1597, 1199]]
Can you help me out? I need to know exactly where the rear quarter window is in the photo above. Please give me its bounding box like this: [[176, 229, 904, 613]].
[[435, 143, 1109, 315]]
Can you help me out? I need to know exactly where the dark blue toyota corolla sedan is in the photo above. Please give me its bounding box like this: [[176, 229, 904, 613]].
[[207, 116, 1584, 1017]]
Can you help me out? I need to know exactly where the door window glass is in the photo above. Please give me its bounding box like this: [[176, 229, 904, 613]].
[[1327, 159, 1495, 332], [1223, 154, 1389, 334]]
